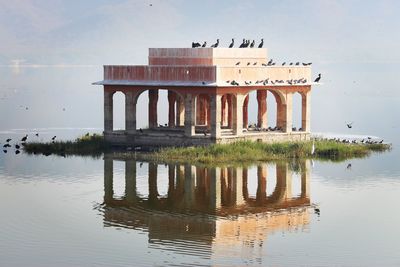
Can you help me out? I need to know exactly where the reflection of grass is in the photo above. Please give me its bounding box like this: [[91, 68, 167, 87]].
[[24, 134, 391, 163], [152, 140, 391, 164]]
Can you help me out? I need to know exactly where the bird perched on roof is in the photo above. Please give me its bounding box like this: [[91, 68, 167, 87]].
[[211, 39, 219, 48], [249, 40, 255, 48], [235, 61, 240, 65], [247, 62, 250, 66], [192, 42, 201, 48], [282, 62, 286, 66], [258, 38, 264, 48], [314, 73, 321, 83], [267, 59, 273, 65], [229, 38, 234, 48], [239, 39, 246, 48], [295, 62, 300, 65], [201, 41, 207, 47]]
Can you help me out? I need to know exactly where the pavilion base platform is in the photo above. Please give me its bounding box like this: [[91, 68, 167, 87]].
[[104, 129, 310, 148]]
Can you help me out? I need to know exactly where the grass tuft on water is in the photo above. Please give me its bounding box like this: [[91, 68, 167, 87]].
[[24, 134, 391, 163]]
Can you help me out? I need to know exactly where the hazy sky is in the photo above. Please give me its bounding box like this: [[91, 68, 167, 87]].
[[1, 0, 400, 65], [0, 0, 399, 141]]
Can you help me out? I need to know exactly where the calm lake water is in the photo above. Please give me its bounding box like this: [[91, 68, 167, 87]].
[[1, 66, 400, 266]]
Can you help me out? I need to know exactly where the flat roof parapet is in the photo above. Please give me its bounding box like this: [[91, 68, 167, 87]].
[[149, 48, 268, 67]]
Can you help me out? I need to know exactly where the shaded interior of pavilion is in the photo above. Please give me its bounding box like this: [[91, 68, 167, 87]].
[[105, 87, 310, 137]]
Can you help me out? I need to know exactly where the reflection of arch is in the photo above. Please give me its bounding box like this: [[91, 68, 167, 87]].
[[103, 157, 310, 215]]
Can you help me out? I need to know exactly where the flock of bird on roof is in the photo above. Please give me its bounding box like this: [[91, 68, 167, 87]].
[[192, 39, 322, 85], [192, 38, 265, 48], [2, 134, 58, 155]]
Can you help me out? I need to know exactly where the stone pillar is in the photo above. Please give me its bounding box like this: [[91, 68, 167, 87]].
[[168, 91, 176, 127], [284, 92, 293, 132], [256, 164, 267, 203], [275, 162, 292, 202], [125, 160, 136, 204], [234, 167, 245, 205], [148, 162, 158, 203], [227, 95, 233, 128], [184, 164, 195, 208], [104, 89, 114, 133], [221, 95, 227, 126], [301, 91, 311, 132], [301, 160, 310, 199], [125, 91, 136, 134], [210, 94, 222, 139], [104, 158, 113, 202], [206, 97, 211, 128], [167, 164, 176, 200], [257, 90, 267, 128], [209, 167, 221, 210], [184, 94, 196, 136], [148, 90, 159, 128], [176, 97, 185, 126], [243, 94, 249, 128], [233, 94, 244, 136]]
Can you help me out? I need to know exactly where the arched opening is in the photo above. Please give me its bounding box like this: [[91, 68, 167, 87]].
[[220, 93, 236, 130], [135, 89, 184, 130], [194, 93, 211, 133], [113, 91, 125, 131], [242, 89, 285, 132], [292, 92, 302, 131], [266, 91, 277, 128]]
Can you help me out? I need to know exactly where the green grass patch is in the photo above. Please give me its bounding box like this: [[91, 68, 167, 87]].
[[23, 134, 391, 163]]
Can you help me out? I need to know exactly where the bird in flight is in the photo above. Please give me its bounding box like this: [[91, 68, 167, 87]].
[[346, 122, 353, 129]]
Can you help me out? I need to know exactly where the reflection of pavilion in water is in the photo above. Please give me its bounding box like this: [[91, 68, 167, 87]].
[[102, 157, 311, 257]]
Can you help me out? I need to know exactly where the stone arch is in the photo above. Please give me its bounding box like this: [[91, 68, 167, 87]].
[[112, 91, 126, 131], [292, 92, 302, 131], [194, 93, 211, 128], [133, 88, 185, 129], [242, 88, 286, 130], [220, 93, 237, 129]]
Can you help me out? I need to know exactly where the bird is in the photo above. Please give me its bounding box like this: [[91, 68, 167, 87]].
[[346, 122, 353, 128], [314, 208, 320, 215], [235, 62, 240, 65], [261, 63, 267, 67], [202, 81, 206, 85], [239, 38, 246, 48], [289, 62, 293, 65], [267, 59, 273, 65], [226, 80, 230, 83], [211, 39, 219, 48], [249, 40, 255, 48], [6, 138, 11, 142], [347, 163, 352, 169], [201, 41, 207, 47], [21, 135, 28, 142], [314, 73, 321, 83], [139, 128, 143, 133], [258, 38, 264, 48], [229, 38, 234, 48], [15, 144, 20, 149], [247, 62, 250, 66], [203, 130, 207, 136], [295, 62, 300, 65], [282, 62, 286, 66], [15, 150, 20, 155], [51, 136, 57, 141], [35, 133, 39, 137], [3, 144, 11, 148], [253, 62, 257, 65], [192, 42, 201, 48], [3, 150, 6, 153], [140, 162, 143, 168]]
